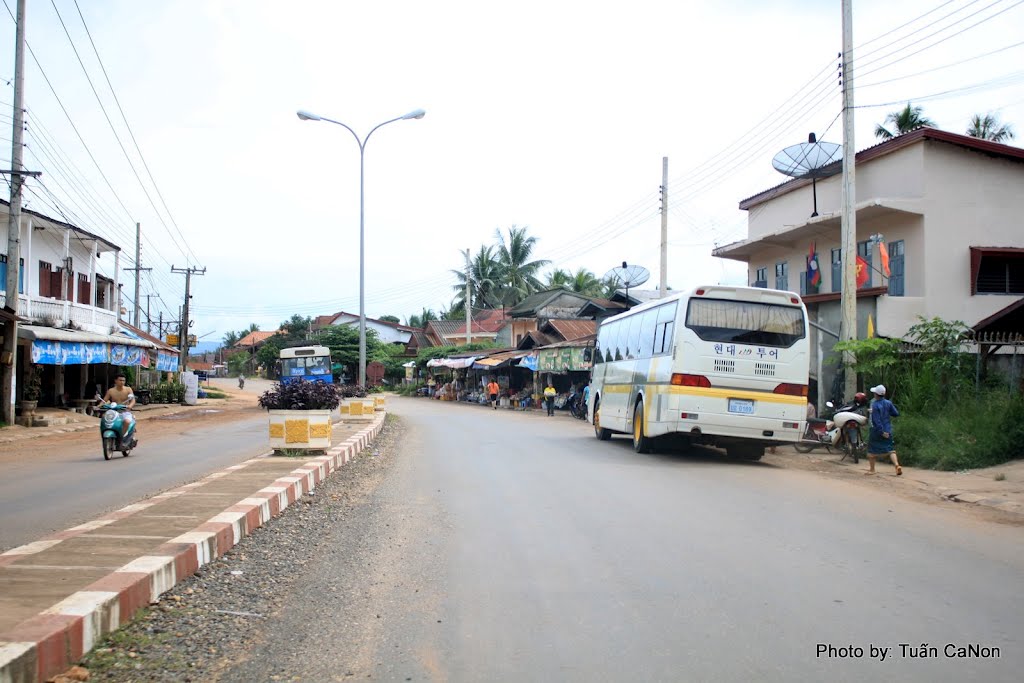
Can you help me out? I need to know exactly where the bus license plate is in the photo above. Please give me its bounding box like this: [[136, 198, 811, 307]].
[[728, 399, 755, 415]]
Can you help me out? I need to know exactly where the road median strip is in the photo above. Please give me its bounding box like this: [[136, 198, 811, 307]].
[[0, 413, 386, 683]]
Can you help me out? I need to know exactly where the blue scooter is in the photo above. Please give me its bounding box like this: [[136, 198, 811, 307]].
[[98, 402, 138, 460]]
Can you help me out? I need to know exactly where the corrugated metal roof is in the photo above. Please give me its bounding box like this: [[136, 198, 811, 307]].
[[545, 319, 595, 342]]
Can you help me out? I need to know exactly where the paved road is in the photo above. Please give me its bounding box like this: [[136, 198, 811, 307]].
[[0, 407, 269, 551], [229, 396, 1023, 682]]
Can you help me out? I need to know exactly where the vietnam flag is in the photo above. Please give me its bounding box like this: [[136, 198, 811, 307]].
[[855, 255, 870, 288], [878, 240, 891, 277]]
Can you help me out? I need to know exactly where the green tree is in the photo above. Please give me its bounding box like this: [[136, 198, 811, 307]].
[[378, 315, 401, 323], [966, 112, 1015, 142], [279, 314, 312, 339], [226, 350, 250, 376], [222, 330, 241, 348], [545, 268, 572, 289], [317, 325, 384, 383], [494, 225, 550, 306], [568, 267, 604, 296], [874, 102, 935, 140], [407, 308, 438, 328]]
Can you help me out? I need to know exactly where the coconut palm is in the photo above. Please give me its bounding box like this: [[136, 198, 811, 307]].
[[874, 103, 935, 140], [407, 308, 437, 328], [568, 267, 604, 296], [222, 330, 241, 348], [545, 268, 572, 289], [967, 113, 1015, 142], [450, 245, 503, 312], [494, 225, 550, 306]]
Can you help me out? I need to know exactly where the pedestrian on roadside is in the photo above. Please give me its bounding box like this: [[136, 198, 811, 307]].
[[486, 377, 500, 410], [866, 384, 902, 476], [544, 382, 557, 417], [582, 381, 591, 410]]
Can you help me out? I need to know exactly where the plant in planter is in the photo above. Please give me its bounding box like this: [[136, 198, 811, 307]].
[[19, 365, 43, 417], [259, 379, 341, 451]]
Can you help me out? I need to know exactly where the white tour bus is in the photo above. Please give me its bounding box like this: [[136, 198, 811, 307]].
[[590, 285, 809, 460]]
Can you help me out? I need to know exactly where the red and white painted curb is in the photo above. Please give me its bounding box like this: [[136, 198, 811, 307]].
[[0, 413, 385, 683]]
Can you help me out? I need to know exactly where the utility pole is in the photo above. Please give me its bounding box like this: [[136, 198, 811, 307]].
[[172, 265, 205, 371], [840, 0, 858, 399], [1, 0, 28, 425], [462, 248, 471, 345], [158, 311, 163, 340], [144, 294, 159, 335], [659, 156, 668, 298], [124, 223, 151, 328]]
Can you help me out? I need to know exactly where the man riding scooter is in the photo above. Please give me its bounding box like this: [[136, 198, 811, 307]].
[[98, 373, 138, 448]]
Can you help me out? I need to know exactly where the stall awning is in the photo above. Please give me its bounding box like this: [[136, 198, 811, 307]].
[[472, 350, 532, 369], [427, 356, 478, 369]]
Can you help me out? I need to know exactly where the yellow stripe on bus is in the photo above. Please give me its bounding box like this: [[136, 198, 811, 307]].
[[599, 383, 807, 405]]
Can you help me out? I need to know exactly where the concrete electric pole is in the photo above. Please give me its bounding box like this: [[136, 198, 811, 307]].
[[1, 0, 29, 425], [124, 223, 151, 329], [463, 248, 471, 345], [172, 266, 205, 371], [659, 156, 668, 298], [840, 0, 858, 399]]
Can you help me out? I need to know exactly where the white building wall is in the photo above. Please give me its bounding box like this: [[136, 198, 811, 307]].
[[327, 313, 412, 344]]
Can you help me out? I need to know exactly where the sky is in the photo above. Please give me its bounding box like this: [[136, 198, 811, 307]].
[[1, 0, 1022, 346]]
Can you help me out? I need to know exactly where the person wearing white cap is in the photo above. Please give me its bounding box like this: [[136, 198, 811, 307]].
[[866, 384, 902, 475]]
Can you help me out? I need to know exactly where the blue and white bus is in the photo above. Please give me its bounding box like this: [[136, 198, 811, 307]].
[[590, 285, 810, 460], [279, 346, 333, 385]]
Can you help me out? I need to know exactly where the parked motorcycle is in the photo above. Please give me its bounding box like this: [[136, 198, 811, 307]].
[[567, 392, 587, 420], [794, 399, 868, 463], [98, 402, 138, 460]]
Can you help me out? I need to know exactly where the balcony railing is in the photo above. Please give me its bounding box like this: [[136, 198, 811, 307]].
[[0, 292, 118, 334]]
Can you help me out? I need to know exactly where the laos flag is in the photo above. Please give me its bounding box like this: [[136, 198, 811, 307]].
[[806, 242, 821, 293]]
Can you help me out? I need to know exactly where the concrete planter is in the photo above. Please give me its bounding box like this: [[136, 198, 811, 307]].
[[339, 398, 375, 420], [268, 409, 332, 450]]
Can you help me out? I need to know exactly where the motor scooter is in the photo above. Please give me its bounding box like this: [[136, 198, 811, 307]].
[[98, 402, 138, 460], [794, 400, 867, 462]]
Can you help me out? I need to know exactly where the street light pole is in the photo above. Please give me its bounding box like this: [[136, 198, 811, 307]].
[[297, 108, 425, 386]]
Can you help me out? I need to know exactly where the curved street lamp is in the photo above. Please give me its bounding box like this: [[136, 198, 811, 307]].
[[296, 107, 426, 386]]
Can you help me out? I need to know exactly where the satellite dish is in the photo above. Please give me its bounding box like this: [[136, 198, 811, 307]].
[[772, 132, 842, 217], [603, 262, 650, 308]]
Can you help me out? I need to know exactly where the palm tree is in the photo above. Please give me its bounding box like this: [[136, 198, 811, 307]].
[[568, 267, 604, 296], [494, 225, 550, 306], [450, 245, 503, 312], [222, 330, 241, 348], [407, 308, 438, 328], [967, 113, 1015, 143], [545, 268, 572, 289], [874, 103, 935, 140]]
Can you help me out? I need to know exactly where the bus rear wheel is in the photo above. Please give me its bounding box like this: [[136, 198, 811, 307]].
[[594, 399, 611, 441], [632, 401, 653, 454]]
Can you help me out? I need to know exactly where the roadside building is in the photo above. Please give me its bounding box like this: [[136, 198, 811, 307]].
[[712, 127, 1024, 405]]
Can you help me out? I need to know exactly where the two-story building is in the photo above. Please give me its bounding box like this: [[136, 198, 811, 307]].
[[713, 127, 1024, 404], [2, 201, 173, 411]]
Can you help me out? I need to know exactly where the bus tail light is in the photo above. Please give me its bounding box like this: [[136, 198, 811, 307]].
[[773, 383, 808, 397], [783, 421, 799, 429], [672, 373, 711, 388], [681, 412, 699, 420]]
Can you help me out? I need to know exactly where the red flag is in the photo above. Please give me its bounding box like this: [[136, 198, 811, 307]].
[[878, 240, 891, 277], [855, 255, 870, 288]]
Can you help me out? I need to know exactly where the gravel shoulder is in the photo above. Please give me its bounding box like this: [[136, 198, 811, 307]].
[[79, 413, 413, 682]]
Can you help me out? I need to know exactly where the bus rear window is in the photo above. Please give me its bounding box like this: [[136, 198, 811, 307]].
[[685, 298, 805, 347]]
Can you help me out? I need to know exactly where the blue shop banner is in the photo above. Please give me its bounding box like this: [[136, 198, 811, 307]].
[[110, 344, 145, 366], [156, 353, 180, 372], [31, 341, 109, 365]]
